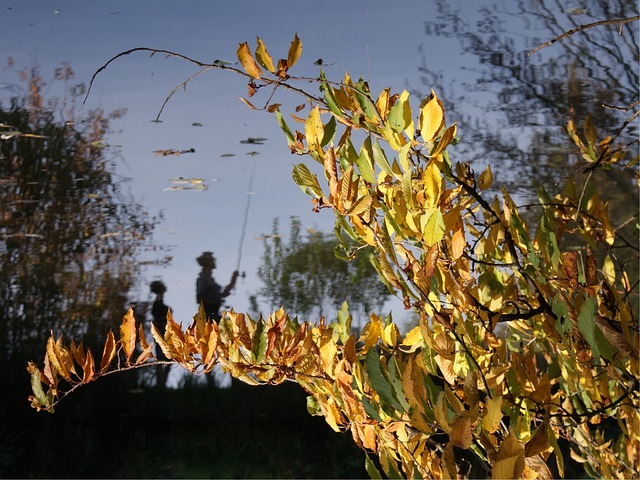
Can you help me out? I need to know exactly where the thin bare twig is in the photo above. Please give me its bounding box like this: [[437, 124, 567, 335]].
[[528, 16, 640, 56]]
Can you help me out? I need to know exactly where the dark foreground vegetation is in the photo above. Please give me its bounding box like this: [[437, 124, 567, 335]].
[[1, 378, 366, 478]]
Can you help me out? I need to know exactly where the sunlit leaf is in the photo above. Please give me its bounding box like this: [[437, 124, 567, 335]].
[[255, 37, 275, 73], [419, 91, 444, 141], [119, 307, 136, 363], [287, 33, 302, 68], [100, 330, 117, 373], [236, 42, 263, 79]]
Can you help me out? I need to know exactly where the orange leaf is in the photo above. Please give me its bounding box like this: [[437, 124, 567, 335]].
[[151, 323, 173, 360], [120, 307, 136, 363], [70, 339, 87, 371], [100, 330, 117, 373], [138, 324, 149, 351], [134, 343, 155, 366], [236, 42, 263, 79], [82, 349, 95, 384]]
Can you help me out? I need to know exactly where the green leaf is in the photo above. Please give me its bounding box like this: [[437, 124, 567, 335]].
[[594, 324, 617, 362], [321, 116, 337, 148], [388, 91, 410, 133], [251, 320, 268, 363], [274, 107, 295, 146], [334, 301, 352, 344], [553, 296, 571, 338], [319, 70, 343, 117], [354, 78, 377, 122], [372, 139, 393, 176], [366, 348, 403, 412], [386, 356, 411, 412], [365, 454, 383, 479], [362, 396, 384, 422], [29, 365, 53, 412], [292, 163, 323, 197], [306, 395, 322, 416], [577, 295, 599, 358], [356, 138, 377, 183]]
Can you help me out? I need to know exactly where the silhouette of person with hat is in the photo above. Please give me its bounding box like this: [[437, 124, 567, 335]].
[[196, 251, 239, 321], [150, 280, 170, 388]]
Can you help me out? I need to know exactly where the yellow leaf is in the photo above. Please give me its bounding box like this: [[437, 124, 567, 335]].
[[255, 37, 275, 73], [46, 335, 70, 380], [305, 106, 324, 153], [419, 91, 444, 141], [100, 330, 117, 373], [451, 221, 466, 260], [359, 314, 382, 353], [430, 123, 457, 157], [482, 396, 503, 433], [421, 207, 445, 247], [376, 88, 391, 119], [478, 165, 493, 190], [422, 159, 443, 208], [287, 33, 302, 68], [435, 392, 451, 433], [381, 322, 399, 348], [236, 42, 262, 79], [399, 326, 423, 353], [151, 323, 173, 360], [492, 431, 525, 479], [120, 307, 137, 363]]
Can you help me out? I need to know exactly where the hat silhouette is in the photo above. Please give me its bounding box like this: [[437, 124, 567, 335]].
[[197, 251, 216, 267]]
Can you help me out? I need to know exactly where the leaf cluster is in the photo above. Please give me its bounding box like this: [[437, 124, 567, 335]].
[[29, 35, 639, 478]]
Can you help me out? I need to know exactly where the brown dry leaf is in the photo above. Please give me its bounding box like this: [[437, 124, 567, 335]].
[[561, 251, 579, 287], [450, 414, 473, 449], [585, 248, 598, 286], [525, 424, 550, 458], [238, 97, 257, 110]]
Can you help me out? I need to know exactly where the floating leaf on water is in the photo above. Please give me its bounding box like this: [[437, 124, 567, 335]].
[[153, 148, 196, 157], [169, 177, 205, 185], [240, 137, 267, 144], [212, 59, 234, 66]]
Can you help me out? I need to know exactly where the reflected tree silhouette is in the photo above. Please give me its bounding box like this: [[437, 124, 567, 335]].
[[0, 64, 162, 372], [415, 0, 638, 303], [250, 217, 391, 328]]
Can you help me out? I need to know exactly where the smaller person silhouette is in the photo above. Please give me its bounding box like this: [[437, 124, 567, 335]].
[[150, 280, 170, 388], [196, 251, 239, 321]]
